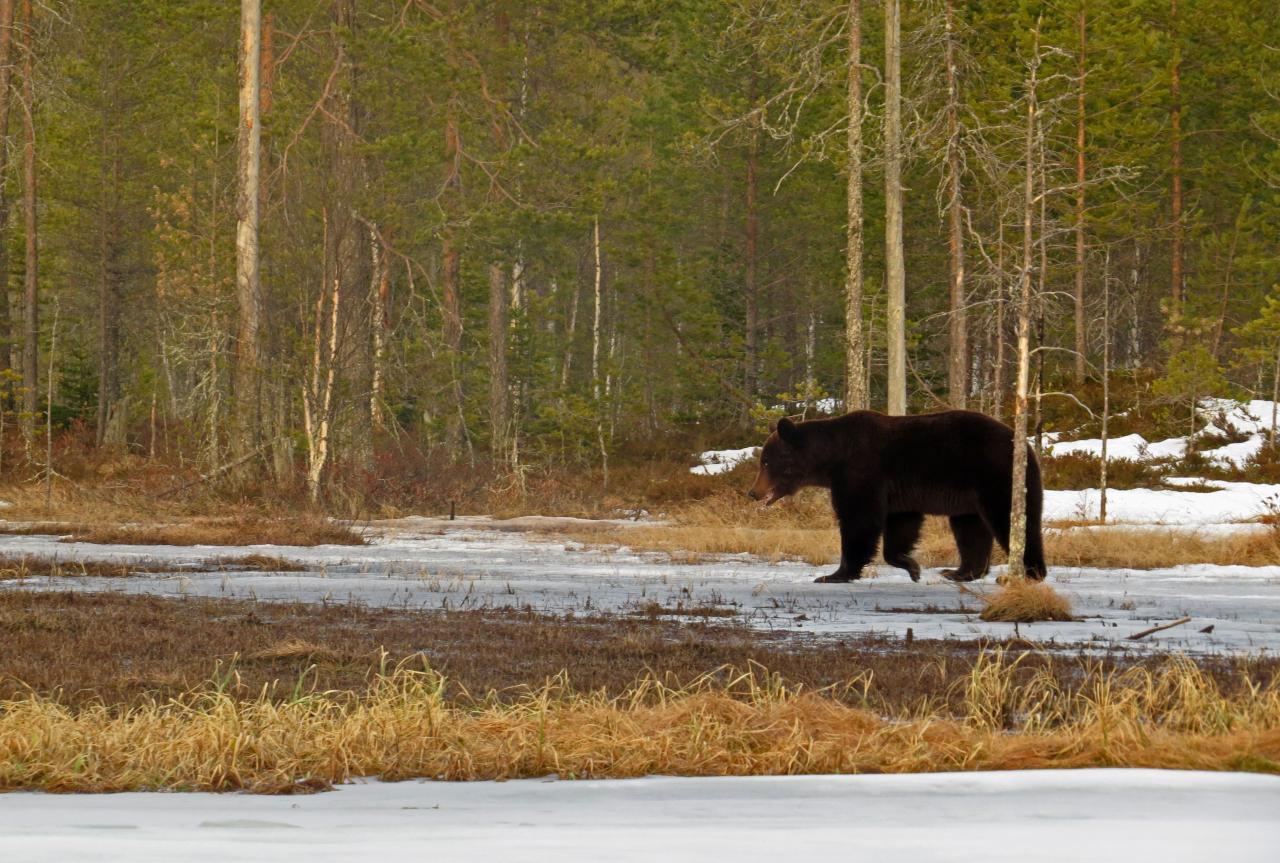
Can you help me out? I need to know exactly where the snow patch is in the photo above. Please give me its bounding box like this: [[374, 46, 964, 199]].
[[2, 771, 1276, 862], [691, 446, 758, 476]]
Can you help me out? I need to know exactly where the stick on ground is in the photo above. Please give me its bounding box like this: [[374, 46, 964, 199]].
[[1128, 616, 1192, 641]]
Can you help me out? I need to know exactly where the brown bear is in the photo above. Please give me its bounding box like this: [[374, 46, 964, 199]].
[[747, 410, 1046, 583]]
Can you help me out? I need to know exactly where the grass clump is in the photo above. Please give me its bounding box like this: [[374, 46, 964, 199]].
[[978, 579, 1074, 623], [1, 653, 1277, 793]]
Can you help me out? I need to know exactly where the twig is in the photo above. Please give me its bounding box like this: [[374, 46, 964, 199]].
[[1128, 616, 1192, 641]]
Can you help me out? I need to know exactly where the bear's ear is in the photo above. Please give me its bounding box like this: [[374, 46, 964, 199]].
[[777, 417, 804, 448]]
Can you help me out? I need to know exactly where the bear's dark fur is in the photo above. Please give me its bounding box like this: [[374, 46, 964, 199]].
[[747, 410, 1046, 583]]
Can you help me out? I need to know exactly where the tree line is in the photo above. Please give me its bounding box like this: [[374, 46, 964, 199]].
[[2, 0, 1278, 503]]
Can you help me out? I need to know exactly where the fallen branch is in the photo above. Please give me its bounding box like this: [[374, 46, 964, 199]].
[[1128, 616, 1192, 641], [158, 436, 287, 499]]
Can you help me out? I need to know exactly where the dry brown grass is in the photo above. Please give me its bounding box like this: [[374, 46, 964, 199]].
[[976, 579, 1074, 623], [1, 652, 1276, 793], [0, 515, 364, 547], [0, 553, 305, 580]]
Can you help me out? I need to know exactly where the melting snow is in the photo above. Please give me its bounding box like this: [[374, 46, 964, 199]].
[[1, 770, 1276, 862]]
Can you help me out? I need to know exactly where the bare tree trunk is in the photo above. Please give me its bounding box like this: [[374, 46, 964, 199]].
[[1074, 4, 1087, 383], [1271, 340, 1279, 446], [0, 0, 16, 391], [744, 121, 759, 408], [944, 0, 966, 409], [1100, 246, 1111, 522], [18, 0, 36, 451], [369, 225, 388, 431], [1008, 28, 1041, 581], [96, 101, 122, 447], [884, 0, 906, 415], [993, 219, 1006, 416], [304, 218, 342, 505], [1169, 0, 1183, 314], [591, 215, 603, 401], [1035, 120, 1048, 455], [488, 262, 509, 463], [843, 0, 866, 412], [233, 0, 263, 468], [441, 103, 468, 457], [43, 296, 55, 509]]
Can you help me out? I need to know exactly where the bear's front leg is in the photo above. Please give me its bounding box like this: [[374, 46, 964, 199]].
[[816, 520, 881, 584]]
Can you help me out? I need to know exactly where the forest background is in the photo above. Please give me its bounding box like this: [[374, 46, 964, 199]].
[[1, 0, 1278, 515]]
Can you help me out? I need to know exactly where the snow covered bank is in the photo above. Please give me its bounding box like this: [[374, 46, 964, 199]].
[[1, 770, 1276, 863], [1047, 398, 1277, 467], [1044, 480, 1280, 525]]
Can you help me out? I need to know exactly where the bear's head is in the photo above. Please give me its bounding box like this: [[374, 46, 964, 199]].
[[748, 417, 810, 505]]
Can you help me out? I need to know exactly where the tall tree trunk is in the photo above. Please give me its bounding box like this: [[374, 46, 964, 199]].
[[843, 0, 867, 412], [96, 100, 122, 447], [1009, 29, 1041, 581], [488, 262, 509, 463], [1169, 0, 1183, 314], [884, 0, 906, 415], [441, 103, 468, 456], [993, 220, 1006, 417], [1100, 246, 1111, 522], [591, 215, 603, 401], [944, 0, 966, 408], [18, 0, 36, 450], [369, 225, 388, 431], [1035, 118, 1048, 454], [1074, 4, 1087, 383], [744, 122, 759, 408], [0, 0, 16, 391], [233, 0, 263, 468]]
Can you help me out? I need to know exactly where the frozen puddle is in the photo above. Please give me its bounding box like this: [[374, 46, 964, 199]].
[[1, 770, 1277, 862], [0, 519, 1278, 654]]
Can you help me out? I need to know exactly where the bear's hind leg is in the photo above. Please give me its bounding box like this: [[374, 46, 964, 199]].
[[940, 514, 993, 582], [882, 512, 924, 582]]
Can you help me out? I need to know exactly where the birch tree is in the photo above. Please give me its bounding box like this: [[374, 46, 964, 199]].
[[1007, 25, 1042, 581], [884, 0, 906, 415]]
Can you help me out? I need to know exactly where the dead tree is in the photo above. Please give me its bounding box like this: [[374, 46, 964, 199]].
[[232, 0, 263, 468]]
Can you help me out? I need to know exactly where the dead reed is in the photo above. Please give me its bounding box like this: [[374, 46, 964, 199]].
[[976, 579, 1075, 623], [1, 652, 1275, 793]]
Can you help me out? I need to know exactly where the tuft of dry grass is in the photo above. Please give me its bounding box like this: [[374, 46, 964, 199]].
[[976, 579, 1075, 623], [247, 639, 346, 665], [0, 515, 365, 547], [0, 653, 1277, 793]]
